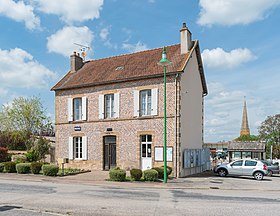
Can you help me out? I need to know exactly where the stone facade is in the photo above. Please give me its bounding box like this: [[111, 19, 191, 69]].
[[56, 76, 177, 171]]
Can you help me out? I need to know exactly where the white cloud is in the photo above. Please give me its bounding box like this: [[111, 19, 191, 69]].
[[47, 26, 94, 57], [202, 48, 256, 69], [0, 48, 57, 88], [122, 42, 149, 53], [198, 0, 280, 26], [37, 0, 104, 23], [100, 27, 109, 41], [0, 0, 40, 30]]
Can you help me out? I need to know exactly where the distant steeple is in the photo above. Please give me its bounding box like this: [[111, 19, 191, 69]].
[[240, 96, 250, 136]]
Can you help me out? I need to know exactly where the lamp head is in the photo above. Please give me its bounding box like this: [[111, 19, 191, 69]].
[[158, 46, 171, 66]]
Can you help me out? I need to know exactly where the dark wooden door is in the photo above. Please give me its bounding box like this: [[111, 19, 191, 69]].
[[104, 136, 116, 170]]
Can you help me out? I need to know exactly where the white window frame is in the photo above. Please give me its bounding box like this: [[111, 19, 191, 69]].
[[105, 94, 115, 119], [69, 136, 87, 160], [68, 97, 87, 121], [140, 90, 152, 116]]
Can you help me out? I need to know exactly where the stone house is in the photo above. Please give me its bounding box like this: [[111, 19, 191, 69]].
[[51, 23, 207, 177]]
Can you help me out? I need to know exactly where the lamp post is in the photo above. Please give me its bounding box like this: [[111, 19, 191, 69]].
[[158, 47, 172, 183]]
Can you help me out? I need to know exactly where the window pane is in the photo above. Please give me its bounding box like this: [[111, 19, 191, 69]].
[[141, 135, 146, 142], [245, 161, 257, 166], [105, 94, 114, 118], [147, 135, 152, 142], [147, 144, 151, 157], [232, 160, 243, 166], [73, 98, 82, 120], [142, 144, 146, 157], [147, 90, 151, 115]]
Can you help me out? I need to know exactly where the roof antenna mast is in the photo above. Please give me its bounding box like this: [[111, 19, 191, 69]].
[[74, 43, 91, 61]]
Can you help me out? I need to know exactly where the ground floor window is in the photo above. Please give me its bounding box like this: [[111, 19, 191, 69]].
[[74, 137, 83, 159], [69, 136, 87, 160]]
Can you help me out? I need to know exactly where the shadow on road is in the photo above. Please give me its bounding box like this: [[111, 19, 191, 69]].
[[0, 205, 22, 212]]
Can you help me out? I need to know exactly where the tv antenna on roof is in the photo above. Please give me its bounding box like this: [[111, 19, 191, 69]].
[[74, 43, 91, 61]]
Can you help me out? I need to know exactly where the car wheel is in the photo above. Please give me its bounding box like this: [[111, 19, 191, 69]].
[[254, 172, 264, 180], [218, 169, 227, 177], [267, 170, 273, 177]]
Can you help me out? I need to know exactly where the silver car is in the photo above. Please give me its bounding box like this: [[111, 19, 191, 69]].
[[214, 159, 268, 180]]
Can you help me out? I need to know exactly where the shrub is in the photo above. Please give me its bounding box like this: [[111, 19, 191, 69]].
[[0, 163, 4, 172], [16, 163, 31, 174], [0, 147, 8, 162], [25, 151, 38, 162], [161, 165, 173, 176], [42, 164, 59, 176], [11, 154, 27, 163], [143, 169, 158, 181], [130, 168, 142, 181], [109, 167, 126, 182], [3, 161, 16, 173], [31, 162, 43, 174], [152, 167, 164, 179]]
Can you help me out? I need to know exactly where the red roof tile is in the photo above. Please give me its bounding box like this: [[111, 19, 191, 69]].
[[52, 44, 188, 90]]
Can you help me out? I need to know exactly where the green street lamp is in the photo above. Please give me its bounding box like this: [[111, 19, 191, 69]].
[[158, 47, 172, 183]]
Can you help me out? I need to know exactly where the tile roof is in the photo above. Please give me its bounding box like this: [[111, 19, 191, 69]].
[[51, 44, 189, 91]]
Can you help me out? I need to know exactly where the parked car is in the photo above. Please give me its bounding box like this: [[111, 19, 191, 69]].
[[214, 159, 268, 180], [260, 160, 280, 176]]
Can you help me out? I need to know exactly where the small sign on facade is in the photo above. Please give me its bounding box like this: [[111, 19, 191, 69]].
[[74, 126, 81, 131]]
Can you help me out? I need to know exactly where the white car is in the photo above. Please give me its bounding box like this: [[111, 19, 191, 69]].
[[214, 159, 268, 180]]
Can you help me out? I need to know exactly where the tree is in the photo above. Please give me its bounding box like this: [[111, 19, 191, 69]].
[[259, 114, 280, 159], [26, 136, 50, 162], [235, 135, 259, 141], [0, 96, 52, 135]]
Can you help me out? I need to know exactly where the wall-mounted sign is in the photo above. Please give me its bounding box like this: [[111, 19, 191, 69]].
[[155, 147, 163, 161], [74, 126, 81, 131], [154, 146, 173, 162]]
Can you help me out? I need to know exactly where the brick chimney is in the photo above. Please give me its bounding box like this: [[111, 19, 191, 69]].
[[180, 23, 192, 54], [70, 51, 84, 72]]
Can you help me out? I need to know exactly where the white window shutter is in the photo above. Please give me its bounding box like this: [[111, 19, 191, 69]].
[[114, 92, 119, 118], [82, 96, 87, 120], [133, 90, 139, 117], [68, 98, 73, 121], [99, 94, 104, 119], [82, 136, 87, 160], [68, 137, 73, 160], [151, 88, 158, 116]]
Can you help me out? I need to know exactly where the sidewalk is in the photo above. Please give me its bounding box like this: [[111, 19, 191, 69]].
[[0, 171, 278, 190]]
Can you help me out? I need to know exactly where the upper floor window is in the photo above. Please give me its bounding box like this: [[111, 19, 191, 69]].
[[73, 98, 82, 121], [68, 97, 87, 122], [140, 90, 151, 116], [99, 93, 119, 119], [134, 88, 158, 117], [105, 94, 115, 119]]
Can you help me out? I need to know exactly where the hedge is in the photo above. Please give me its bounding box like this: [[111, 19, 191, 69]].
[[0, 163, 4, 172], [31, 162, 43, 174], [152, 167, 164, 179], [130, 168, 142, 181], [3, 161, 16, 173], [143, 169, 158, 181], [109, 167, 126, 182], [42, 164, 59, 176], [16, 163, 31, 174], [12, 154, 27, 163]]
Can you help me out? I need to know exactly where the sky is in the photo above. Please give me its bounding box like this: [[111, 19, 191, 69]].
[[0, 0, 280, 142]]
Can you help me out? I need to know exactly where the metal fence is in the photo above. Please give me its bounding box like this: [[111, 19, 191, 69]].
[[182, 148, 211, 176]]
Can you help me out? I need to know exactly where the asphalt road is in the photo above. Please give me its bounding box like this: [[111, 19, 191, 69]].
[[1, 176, 280, 216]]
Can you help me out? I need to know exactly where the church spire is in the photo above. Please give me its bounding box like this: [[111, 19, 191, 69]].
[[240, 96, 250, 136]]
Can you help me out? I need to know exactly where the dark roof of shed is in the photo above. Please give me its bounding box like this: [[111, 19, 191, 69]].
[[228, 141, 265, 152]]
